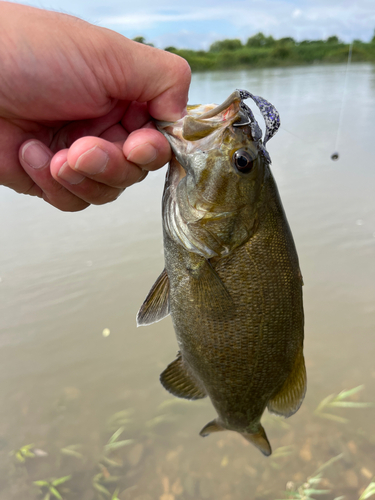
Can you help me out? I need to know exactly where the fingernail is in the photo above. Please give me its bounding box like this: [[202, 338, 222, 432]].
[[58, 162, 85, 185], [74, 146, 109, 175], [126, 143, 157, 165], [21, 141, 51, 169]]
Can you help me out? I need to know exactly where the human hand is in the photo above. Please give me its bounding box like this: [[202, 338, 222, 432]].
[[0, 2, 191, 211]]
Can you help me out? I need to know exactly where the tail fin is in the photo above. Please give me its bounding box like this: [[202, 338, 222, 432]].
[[199, 419, 272, 457], [241, 424, 272, 456]]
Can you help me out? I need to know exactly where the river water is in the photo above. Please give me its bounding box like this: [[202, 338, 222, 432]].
[[0, 64, 374, 499]]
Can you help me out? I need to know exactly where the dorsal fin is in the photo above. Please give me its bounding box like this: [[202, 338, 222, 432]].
[[136, 269, 170, 326], [160, 355, 206, 400], [267, 347, 307, 418]]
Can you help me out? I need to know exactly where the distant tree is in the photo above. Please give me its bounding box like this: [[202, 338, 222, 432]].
[[133, 36, 146, 44], [132, 36, 154, 47], [371, 29, 375, 43], [164, 46, 177, 52], [209, 39, 243, 52], [246, 33, 275, 48], [326, 35, 340, 44], [299, 39, 321, 45], [277, 37, 296, 45]]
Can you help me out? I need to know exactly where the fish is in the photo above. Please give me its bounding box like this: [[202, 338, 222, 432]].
[[137, 89, 306, 456]]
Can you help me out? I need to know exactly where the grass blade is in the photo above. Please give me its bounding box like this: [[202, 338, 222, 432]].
[[304, 489, 331, 495], [329, 401, 375, 408], [108, 427, 125, 445], [316, 412, 349, 423], [315, 394, 335, 412], [336, 385, 364, 400], [359, 481, 375, 500], [314, 453, 343, 475], [52, 475, 71, 486], [34, 480, 49, 487], [93, 482, 111, 496], [61, 448, 84, 459], [49, 486, 62, 500], [104, 439, 133, 452]]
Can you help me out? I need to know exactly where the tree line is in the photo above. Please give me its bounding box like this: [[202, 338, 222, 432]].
[[133, 32, 375, 71]]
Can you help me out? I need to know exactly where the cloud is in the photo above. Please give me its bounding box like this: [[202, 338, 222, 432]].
[[9, 0, 375, 48], [99, 2, 375, 43], [101, 7, 262, 27]]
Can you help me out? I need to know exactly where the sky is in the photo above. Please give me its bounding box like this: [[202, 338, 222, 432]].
[[9, 0, 375, 50]]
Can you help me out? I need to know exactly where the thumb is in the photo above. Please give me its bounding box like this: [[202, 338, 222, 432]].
[[90, 29, 191, 121]]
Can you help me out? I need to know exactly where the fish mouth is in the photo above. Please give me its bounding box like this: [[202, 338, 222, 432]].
[[155, 91, 243, 136]]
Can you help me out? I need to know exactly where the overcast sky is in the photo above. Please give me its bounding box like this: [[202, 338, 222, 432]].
[[9, 0, 375, 50]]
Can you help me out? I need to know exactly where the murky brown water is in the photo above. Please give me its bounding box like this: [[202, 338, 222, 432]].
[[0, 64, 374, 500]]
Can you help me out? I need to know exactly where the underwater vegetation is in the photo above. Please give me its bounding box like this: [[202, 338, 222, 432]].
[[2, 384, 374, 499]]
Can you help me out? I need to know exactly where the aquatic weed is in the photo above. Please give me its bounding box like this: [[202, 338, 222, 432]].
[[60, 444, 84, 460], [358, 477, 375, 500], [106, 409, 135, 432], [33, 475, 71, 500], [103, 427, 133, 454], [314, 386, 375, 424], [276, 453, 343, 500], [10, 443, 36, 463]]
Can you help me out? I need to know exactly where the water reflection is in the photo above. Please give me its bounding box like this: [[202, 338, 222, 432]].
[[0, 64, 375, 499]]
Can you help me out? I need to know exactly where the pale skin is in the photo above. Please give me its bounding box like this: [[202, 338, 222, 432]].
[[0, 1, 191, 211]]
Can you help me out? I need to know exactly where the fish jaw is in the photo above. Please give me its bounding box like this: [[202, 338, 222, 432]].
[[156, 92, 244, 164]]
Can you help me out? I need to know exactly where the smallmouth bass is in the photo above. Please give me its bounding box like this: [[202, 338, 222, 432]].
[[137, 90, 306, 456]]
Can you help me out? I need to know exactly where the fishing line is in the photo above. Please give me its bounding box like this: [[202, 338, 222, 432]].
[[252, 113, 330, 157], [331, 41, 353, 161], [250, 42, 354, 160]]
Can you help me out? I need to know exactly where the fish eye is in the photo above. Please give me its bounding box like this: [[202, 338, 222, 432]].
[[233, 149, 254, 174]]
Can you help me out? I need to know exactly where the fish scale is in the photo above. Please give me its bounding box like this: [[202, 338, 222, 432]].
[[137, 89, 306, 456]]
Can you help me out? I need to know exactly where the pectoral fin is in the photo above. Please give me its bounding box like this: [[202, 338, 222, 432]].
[[241, 424, 272, 457], [160, 355, 206, 400], [136, 269, 170, 326], [187, 258, 234, 316], [267, 348, 307, 418]]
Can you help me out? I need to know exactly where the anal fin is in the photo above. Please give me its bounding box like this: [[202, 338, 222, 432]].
[[160, 355, 206, 400], [137, 269, 170, 326], [267, 347, 307, 418]]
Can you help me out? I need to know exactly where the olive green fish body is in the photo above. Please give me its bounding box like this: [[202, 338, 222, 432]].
[[137, 90, 306, 456]]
